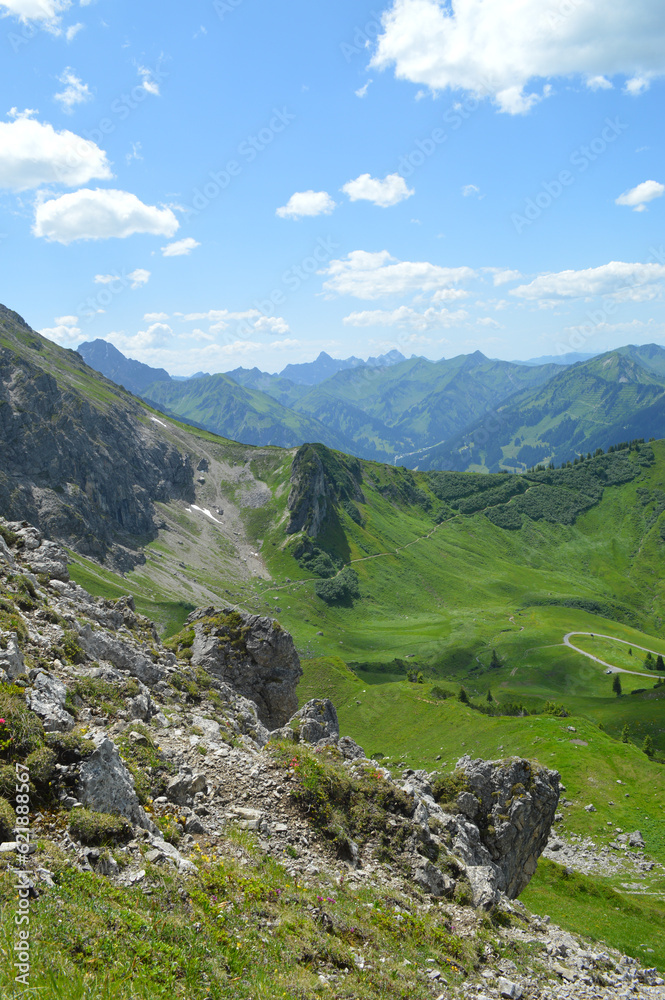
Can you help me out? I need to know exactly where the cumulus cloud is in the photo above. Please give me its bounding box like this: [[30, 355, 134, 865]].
[[355, 80, 372, 98], [484, 267, 523, 286], [144, 311, 169, 322], [128, 268, 150, 288], [270, 338, 301, 350], [322, 250, 476, 300], [276, 190, 336, 219], [108, 321, 173, 353], [0, 0, 72, 30], [342, 172, 414, 207], [40, 313, 80, 345], [33, 188, 180, 244], [54, 68, 91, 112], [343, 305, 468, 330], [371, 0, 665, 113], [161, 236, 200, 256], [0, 114, 111, 191], [615, 179, 664, 212], [511, 261, 665, 305], [178, 308, 290, 336]]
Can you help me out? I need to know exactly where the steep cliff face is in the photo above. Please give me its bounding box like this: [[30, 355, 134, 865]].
[[286, 443, 365, 537], [0, 305, 194, 568]]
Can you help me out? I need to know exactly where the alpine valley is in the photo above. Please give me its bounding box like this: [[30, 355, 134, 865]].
[[1, 302, 665, 1000]]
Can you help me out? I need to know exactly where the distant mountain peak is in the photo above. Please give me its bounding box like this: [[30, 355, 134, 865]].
[[77, 339, 171, 397]]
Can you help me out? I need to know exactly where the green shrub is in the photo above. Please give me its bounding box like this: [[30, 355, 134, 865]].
[[0, 686, 44, 760], [157, 815, 183, 846], [315, 567, 361, 605], [0, 797, 15, 840], [0, 524, 18, 548], [62, 630, 85, 665], [25, 747, 57, 800], [45, 730, 95, 764], [69, 808, 132, 846]]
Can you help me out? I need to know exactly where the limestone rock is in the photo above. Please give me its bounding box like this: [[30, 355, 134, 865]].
[[445, 755, 560, 900], [26, 537, 70, 582], [77, 624, 164, 687], [413, 860, 455, 898], [0, 632, 25, 681], [26, 670, 75, 732], [166, 771, 208, 807], [78, 735, 155, 832], [338, 735, 366, 761], [291, 698, 339, 744], [188, 607, 302, 729], [629, 830, 645, 848]]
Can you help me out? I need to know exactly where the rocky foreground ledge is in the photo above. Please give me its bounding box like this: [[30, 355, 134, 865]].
[[1, 518, 664, 999]]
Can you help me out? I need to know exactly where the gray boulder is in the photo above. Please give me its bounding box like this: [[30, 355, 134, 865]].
[[188, 607, 302, 729], [77, 623, 164, 686], [78, 736, 155, 832], [166, 771, 208, 807], [451, 755, 560, 899], [338, 735, 366, 761], [291, 698, 339, 744], [629, 830, 645, 848], [0, 534, 16, 568], [26, 538, 70, 582], [0, 632, 26, 681], [26, 671, 75, 732], [413, 860, 455, 898]]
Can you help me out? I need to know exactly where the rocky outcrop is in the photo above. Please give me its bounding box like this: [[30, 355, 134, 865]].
[[0, 305, 194, 569], [77, 735, 156, 832], [286, 443, 365, 538], [0, 632, 25, 681], [188, 607, 302, 729], [26, 670, 75, 732], [291, 698, 339, 744]]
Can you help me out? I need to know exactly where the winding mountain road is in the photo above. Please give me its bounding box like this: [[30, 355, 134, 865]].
[[563, 631, 660, 677]]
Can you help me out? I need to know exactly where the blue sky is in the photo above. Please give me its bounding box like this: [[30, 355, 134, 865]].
[[1, 0, 664, 375]]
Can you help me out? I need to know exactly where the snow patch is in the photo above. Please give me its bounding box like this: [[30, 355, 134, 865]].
[[149, 416, 167, 427], [188, 504, 222, 524]]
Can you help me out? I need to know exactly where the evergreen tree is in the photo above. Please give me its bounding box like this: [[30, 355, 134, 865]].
[[612, 674, 622, 697], [628, 647, 632, 656], [657, 655, 665, 671], [487, 689, 493, 703], [644, 652, 655, 670], [458, 687, 469, 704], [643, 735, 654, 758], [490, 649, 501, 670], [621, 724, 630, 743]]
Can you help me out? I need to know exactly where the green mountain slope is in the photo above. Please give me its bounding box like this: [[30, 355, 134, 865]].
[[421, 347, 665, 472], [142, 371, 355, 452]]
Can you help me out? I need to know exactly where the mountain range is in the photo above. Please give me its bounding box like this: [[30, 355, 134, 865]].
[[78, 338, 665, 471]]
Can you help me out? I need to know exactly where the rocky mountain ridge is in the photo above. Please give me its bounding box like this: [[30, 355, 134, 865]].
[[1, 518, 664, 997]]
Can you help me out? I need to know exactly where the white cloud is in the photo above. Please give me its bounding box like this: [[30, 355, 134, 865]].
[[371, 0, 665, 113], [0, 0, 71, 30], [586, 75, 613, 91], [624, 75, 651, 96], [108, 322, 173, 353], [178, 308, 290, 336], [477, 316, 501, 328], [40, 314, 80, 345], [431, 288, 469, 302], [322, 250, 476, 300], [33, 188, 180, 244], [511, 261, 665, 305], [343, 305, 468, 330], [65, 21, 82, 40], [0, 114, 111, 191], [161, 236, 200, 257], [342, 172, 414, 208], [128, 268, 150, 289], [125, 142, 143, 165], [615, 179, 664, 212], [484, 267, 523, 286], [270, 338, 300, 350], [138, 66, 160, 97], [54, 68, 91, 112], [144, 312, 169, 322], [355, 80, 372, 98], [276, 190, 336, 219], [462, 184, 479, 197], [254, 316, 290, 334]]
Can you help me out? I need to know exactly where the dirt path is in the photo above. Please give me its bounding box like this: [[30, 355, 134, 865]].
[[563, 631, 660, 677]]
